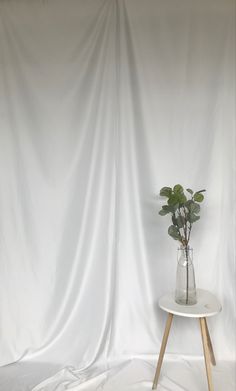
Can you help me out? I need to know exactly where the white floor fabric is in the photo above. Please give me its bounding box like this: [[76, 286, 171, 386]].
[[0, 358, 235, 391]]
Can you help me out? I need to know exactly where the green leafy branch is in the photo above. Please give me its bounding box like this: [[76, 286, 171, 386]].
[[159, 184, 205, 247]]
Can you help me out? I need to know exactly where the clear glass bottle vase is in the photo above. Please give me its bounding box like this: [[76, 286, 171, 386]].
[[175, 246, 197, 305]]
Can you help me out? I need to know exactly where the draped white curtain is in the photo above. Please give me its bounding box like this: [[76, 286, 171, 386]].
[[0, 0, 235, 390]]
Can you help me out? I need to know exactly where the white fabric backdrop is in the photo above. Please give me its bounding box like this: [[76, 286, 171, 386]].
[[0, 0, 235, 389]]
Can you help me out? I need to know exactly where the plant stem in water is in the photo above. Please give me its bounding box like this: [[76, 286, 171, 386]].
[[185, 247, 189, 304]]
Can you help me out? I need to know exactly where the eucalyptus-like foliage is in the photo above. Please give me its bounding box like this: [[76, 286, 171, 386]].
[[159, 185, 205, 247]]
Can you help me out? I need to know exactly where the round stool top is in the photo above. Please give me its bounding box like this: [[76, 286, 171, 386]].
[[159, 289, 222, 318]]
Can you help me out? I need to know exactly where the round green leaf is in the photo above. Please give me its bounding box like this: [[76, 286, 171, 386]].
[[159, 209, 169, 216], [173, 184, 183, 193], [160, 187, 172, 197], [169, 204, 179, 213], [192, 202, 200, 213], [177, 193, 187, 204], [186, 201, 200, 214], [168, 225, 181, 240], [194, 193, 204, 202], [186, 200, 200, 211], [185, 200, 194, 209], [188, 213, 200, 223], [168, 195, 179, 206], [186, 188, 193, 194], [163, 205, 171, 212]]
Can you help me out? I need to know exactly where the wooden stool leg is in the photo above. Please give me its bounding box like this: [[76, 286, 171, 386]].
[[199, 317, 214, 391], [152, 313, 173, 390], [204, 318, 216, 366]]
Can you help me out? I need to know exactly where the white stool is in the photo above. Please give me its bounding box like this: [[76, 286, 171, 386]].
[[152, 289, 222, 391]]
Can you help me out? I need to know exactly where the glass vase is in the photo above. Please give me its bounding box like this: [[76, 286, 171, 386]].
[[175, 246, 197, 305]]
